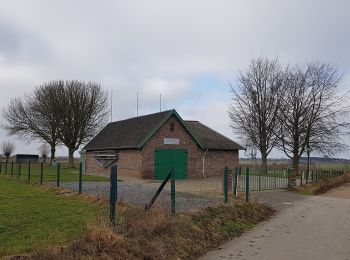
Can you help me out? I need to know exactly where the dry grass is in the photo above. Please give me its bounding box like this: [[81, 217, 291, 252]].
[[296, 173, 350, 195], [10, 200, 274, 260]]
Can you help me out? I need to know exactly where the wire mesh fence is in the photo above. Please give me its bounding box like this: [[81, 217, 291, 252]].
[[0, 160, 345, 214], [0, 160, 109, 184]]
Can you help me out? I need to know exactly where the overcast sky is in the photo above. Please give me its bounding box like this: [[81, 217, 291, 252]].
[[0, 0, 349, 159]]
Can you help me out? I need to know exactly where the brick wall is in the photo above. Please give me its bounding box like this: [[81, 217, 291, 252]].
[[85, 149, 143, 178], [86, 115, 239, 179], [198, 149, 239, 178], [85, 151, 110, 175], [141, 116, 239, 179], [141, 115, 201, 178]]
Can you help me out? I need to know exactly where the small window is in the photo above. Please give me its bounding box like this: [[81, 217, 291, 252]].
[[170, 123, 175, 132]]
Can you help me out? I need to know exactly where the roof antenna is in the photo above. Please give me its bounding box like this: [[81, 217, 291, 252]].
[[137, 91, 139, 117], [160, 94, 162, 112], [110, 90, 113, 122]]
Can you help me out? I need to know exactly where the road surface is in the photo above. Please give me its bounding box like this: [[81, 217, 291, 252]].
[[202, 187, 350, 260]]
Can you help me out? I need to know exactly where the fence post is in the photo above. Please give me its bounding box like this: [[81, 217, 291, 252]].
[[223, 166, 228, 203], [79, 162, 83, 194], [300, 171, 303, 186], [258, 169, 261, 191], [5, 161, 8, 175], [11, 161, 14, 177], [57, 163, 60, 187], [18, 162, 21, 179], [234, 167, 238, 197], [28, 162, 31, 182], [171, 167, 176, 214], [245, 168, 250, 202], [40, 162, 43, 185], [0, 161, 2, 174], [110, 165, 117, 228]]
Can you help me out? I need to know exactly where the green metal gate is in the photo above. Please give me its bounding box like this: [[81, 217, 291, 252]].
[[154, 149, 188, 180]]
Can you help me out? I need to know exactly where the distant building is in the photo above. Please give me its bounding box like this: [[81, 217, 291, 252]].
[[15, 154, 39, 163], [83, 109, 244, 179]]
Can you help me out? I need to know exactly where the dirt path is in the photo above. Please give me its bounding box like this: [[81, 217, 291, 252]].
[[202, 187, 350, 260], [321, 183, 350, 199]]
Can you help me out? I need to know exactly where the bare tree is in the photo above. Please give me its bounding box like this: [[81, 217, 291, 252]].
[[229, 57, 285, 171], [38, 144, 50, 163], [2, 86, 61, 162], [3, 80, 108, 167], [1, 141, 15, 162], [55, 80, 109, 167], [277, 62, 349, 176]]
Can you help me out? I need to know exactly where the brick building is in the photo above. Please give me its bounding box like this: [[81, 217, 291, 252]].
[[83, 109, 243, 179]]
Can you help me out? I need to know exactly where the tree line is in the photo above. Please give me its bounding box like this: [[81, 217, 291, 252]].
[[229, 57, 350, 174], [2, 80, 109, 167]]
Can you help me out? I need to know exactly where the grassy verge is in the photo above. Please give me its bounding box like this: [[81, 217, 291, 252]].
[[0, 175, 104, 257], [28, 200, 274, 260], [1, 174, 274, 259], [296, 173, 350, 195]]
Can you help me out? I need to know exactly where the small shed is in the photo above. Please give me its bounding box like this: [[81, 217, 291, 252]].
[[15, 154, 39, 163], [83, 109, 244, 179]]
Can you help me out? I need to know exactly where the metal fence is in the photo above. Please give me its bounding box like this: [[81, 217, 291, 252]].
[[235, 168, 289, 192], [0, 160, 107, 194], [0, 160, 345, 216], [232, 167, 345, 193]]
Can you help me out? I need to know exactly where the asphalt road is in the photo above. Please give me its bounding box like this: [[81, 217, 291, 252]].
[[202, 188, 350, 260]]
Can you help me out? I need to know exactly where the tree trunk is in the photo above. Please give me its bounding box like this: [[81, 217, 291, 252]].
[[261, 152, 268, 174], [50, 145, 56, 164], [68, 149, 75, 168], [288, 155, 299, 190]]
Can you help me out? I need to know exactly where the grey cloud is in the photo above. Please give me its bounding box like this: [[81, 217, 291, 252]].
[[0, 0, 349, 157]]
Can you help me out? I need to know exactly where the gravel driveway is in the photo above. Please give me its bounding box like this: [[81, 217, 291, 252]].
[[60, 181, 222, 213], [202, 187, 350, 260]]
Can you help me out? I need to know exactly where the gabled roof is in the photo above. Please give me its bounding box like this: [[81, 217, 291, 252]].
[[184, 121, 244, 150], [84, 109, 244, 151]]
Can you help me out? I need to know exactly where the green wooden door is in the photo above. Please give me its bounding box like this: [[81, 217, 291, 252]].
[[154, 149, 188, 180]]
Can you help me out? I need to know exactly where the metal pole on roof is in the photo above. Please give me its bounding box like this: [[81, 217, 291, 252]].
[[110, 90, 113, 122], [160, 94, 162, 112], [137, 92, 139, 117]]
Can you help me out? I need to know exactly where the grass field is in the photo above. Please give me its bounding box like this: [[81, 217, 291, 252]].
[[0, 175, 104, 257], [0, 161, 109, 182], [240, 159, 350, 171]]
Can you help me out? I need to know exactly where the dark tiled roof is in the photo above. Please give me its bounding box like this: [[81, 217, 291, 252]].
[[184, 121, 244, 150], [84, 110, 172, 150], [84, 109, 244, 151]]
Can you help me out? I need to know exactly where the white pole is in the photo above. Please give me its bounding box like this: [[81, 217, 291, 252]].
[[110, 90, 113, 122], [137, 92, 139, 117]]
